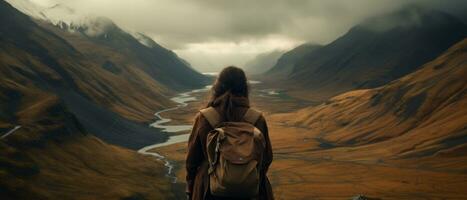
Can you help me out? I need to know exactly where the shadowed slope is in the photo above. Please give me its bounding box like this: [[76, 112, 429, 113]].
[[265, 43, 322, 77], [0, 0, 212, 148], [269, 7, 467, 101], [0, 91, 173, 200], [51, 17, 208, 90]]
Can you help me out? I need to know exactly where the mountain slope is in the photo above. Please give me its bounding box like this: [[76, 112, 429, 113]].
[[265, 43, 322, 77], [0, 2, 181, 198], [273, 7, 467, 101], [7, 0, 208, 89], [265, 38, 467, 199], [281, 38, 467, 161], [0, 0, 210, 148], [60, 17, 208, 89], [0, 90, 173, 199]]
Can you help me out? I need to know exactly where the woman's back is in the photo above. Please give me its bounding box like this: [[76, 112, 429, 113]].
[[185, 66, 274, 200]]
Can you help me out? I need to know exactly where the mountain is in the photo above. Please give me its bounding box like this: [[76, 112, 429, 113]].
[[4, 0, 81, 24], [286, 37, 467, 162], [265, 43, 322, 77], [0, 1, 180, 198], [60, 17, 207, 89], [269, 6, 467, 101], [132, 32, 165, 48], [0, 1, 195, 197], [266, 38, 467, 198], [0, 0, 210, 149], [7, 0, 208, 90], [243, 50, 284, 74]]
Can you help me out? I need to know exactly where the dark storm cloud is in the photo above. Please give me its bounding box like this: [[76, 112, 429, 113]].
[[62, 0, 463, 48], [14, 0, 467, 71]]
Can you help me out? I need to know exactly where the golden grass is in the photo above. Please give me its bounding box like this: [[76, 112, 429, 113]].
[[0, 84, 174, 199], [1, 134, 174, 200], [148, 39, 467, 199]]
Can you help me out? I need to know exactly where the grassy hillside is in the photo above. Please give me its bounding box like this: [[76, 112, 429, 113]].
[[118, 39, 467, 199], [286, 38, 467, 158], [261, 38, 467, 199], [0, 93, 173, 199]]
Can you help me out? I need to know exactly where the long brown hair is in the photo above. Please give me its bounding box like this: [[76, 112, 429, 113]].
[[206, 66, 249, 120]]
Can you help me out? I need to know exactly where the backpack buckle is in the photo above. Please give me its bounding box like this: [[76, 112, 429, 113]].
[[211, 128, 225, 167]]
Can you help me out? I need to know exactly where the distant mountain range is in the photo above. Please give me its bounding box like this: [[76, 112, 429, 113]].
[[265, 6, 467, 101]]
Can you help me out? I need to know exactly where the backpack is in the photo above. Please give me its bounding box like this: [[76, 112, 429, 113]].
[[200, 107, 265, 198]]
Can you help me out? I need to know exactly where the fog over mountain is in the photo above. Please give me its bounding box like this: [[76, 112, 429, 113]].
[[242, 50, 284, 75], [8, 0, 466, 72]]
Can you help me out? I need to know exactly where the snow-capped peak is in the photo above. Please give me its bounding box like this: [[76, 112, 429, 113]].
[[7, 0, 115, 37], [75, 17, 118, 37], [131, 32, 162, 48], [6, 0, 49, 21], [6, 0, 162, 47], [6, 0, 80, 24]]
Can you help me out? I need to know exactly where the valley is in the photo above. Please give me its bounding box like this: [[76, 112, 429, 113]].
[[147, 39, 467, 199], [150, 85, 467, 199], [0, 0, 202, 199], [1, 0, 466, 199]]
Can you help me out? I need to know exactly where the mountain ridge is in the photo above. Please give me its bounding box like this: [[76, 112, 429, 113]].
[[265, 43, 322, 77], [0, 0, 208, 148], [283, 38, 467, 159], [265, 6, 467, 102]]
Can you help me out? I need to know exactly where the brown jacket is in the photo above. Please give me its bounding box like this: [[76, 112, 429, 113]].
[[186, 94, 274, 200]]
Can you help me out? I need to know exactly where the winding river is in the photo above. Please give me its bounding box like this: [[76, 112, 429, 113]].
[[137, 80, 273, 183], [138, 86, 210, 183]]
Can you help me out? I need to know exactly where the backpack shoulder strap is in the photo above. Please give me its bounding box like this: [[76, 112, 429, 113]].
[[243, 108, 262, 125], [200, 107, 221, 128]]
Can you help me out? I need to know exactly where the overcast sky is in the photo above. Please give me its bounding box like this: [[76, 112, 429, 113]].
[[13, 0, 467, 72]]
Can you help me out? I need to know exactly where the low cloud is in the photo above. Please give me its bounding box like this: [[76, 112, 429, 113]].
[[9, 0, 467, 71]]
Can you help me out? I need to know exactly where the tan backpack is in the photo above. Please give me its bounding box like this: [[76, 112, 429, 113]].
[[200, 107, 265, 198]]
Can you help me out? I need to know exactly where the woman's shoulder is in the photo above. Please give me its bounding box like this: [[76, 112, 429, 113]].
[[246, 107, 266, 125], [255, 112, 266, 124], [194, 111, 209, 123], [248, 107, 264, 117]]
